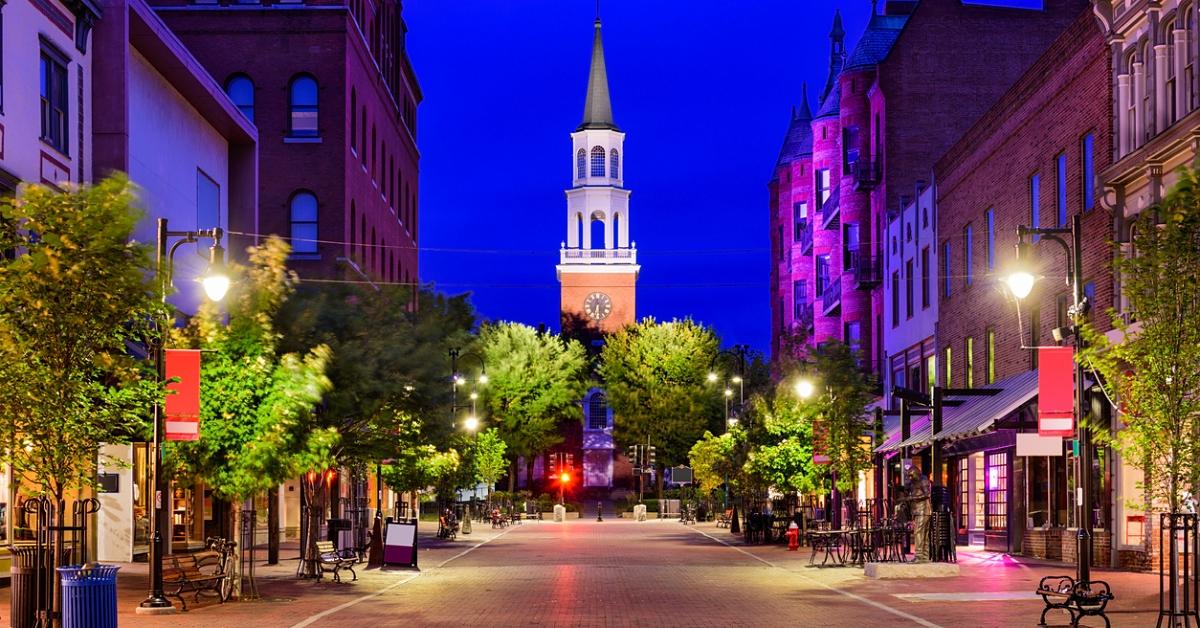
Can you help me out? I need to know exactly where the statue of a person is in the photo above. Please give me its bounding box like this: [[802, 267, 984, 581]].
[[903, 466, 932, 562]]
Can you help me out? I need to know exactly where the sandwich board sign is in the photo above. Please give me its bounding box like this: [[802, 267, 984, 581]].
[[383, 520, 418, 568]]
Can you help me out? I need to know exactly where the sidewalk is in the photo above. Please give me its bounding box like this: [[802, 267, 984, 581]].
[[687, 520, 1161, 626], [0, 519, 516, 628]]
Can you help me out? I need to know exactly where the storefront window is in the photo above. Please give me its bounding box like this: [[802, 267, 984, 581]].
[[133, 444, 151, 548], [986, 451, 1009, 530], [958, 458, 969, 529], [973, 453, 985, 530]]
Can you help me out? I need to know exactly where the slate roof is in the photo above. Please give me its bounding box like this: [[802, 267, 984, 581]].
[[845, 14, 908, 71], [775, 84, 814, 168], [578, 19, 618, 132], [815, 81, 841, 119]]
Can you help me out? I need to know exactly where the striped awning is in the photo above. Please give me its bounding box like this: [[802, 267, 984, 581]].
[[873, 369, 1038, 453]]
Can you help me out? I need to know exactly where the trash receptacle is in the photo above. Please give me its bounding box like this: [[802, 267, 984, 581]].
[[57, 564, 119, 628], [10, 544, 48, 628]]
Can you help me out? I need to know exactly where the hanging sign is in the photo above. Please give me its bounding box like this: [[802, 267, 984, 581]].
[[1037, 346, 1075, 437], [164, 349, 201, 441], [813, 418, 830, 465]]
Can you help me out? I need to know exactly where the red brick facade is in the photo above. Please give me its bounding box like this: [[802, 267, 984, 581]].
[[152, 0, 420, 283], [935, 9, 1113, 387]]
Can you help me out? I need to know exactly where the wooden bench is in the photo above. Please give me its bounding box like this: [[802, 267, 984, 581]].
[[162, 550, 229, 610], [1036, 575, 1113, 627], [716, 509, 734, 528], [315, 540, 358, 583]]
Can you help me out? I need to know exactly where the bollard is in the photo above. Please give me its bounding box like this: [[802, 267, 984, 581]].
[[597, 501, 603, 522]]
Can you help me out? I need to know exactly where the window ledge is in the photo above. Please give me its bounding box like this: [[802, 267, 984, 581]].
[[40, 138, 70, 159], [289, 253, 321, 261], [284, 136, 322, 144]]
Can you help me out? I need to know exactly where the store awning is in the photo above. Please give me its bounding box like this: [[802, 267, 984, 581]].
[[873, 369, 1038, 453]]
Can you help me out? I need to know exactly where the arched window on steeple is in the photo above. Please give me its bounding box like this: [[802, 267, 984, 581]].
[[591, 212, 606, 249], [587, 392, 608, 430], [610, 149, 619, 179], [590, 146, 606, 177], [577, 149, 587, 179], [613, 212, 620, 247], [576, 212, 584, 248]]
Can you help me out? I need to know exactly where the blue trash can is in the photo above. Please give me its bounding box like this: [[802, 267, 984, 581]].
[[57, 564, 120, 628]]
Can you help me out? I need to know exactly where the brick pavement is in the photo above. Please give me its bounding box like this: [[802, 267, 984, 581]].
[[0, 518, 1166, 627]]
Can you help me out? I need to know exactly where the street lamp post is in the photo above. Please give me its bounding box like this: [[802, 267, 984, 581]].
[[1004, 213, 1093, 585], [139, 220, 230, 613], [448, 348, 486, 522], [708, 346, 749, 510]]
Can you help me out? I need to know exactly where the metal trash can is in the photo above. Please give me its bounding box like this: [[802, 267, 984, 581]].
[[10, 545, 48, 628], [57, 564, 119, 628]]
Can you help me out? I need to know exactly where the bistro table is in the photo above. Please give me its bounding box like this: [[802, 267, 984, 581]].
[[807, 529, 847, 567]]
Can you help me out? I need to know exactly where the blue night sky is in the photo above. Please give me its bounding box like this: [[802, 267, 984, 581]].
[[408, 1, 1039, 352]]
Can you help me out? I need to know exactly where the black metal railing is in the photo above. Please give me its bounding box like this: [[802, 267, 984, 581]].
[[847, 250, 881, 287], [852, 159, 879, 191], [822, 275, 842, 315], [797, 219, 813, 254], [820, 189, 841, 231]]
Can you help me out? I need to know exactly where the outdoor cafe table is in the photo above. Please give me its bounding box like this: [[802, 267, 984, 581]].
[[806, 530, 847, 567]]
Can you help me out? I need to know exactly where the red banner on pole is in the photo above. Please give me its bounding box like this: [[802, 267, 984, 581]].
[[165, 349, 201, 441], [1038, 346, 1074, 437], [813, 418, 830, 465]]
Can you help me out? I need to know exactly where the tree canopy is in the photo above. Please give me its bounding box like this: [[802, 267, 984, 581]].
[[0, 176, 158, 498]]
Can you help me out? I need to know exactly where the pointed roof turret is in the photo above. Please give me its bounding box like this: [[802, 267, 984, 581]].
[[578, 19, 619, 132], [820, 10, 846, 105], [830, 8, 845, 40], [775, 83, 814, 169]]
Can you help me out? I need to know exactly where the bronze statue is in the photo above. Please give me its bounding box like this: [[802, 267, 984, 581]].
[[901, 466, 932, 562]]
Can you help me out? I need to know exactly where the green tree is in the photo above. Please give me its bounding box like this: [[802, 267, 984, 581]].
[[379, 411, 461, 515], [807, 340, 875, 493], [599, 318, 720, 495], [472, 428, 508, 503], [688, 430, 739, 495], [745, 390, 823, 498], [0, 175, 158, 502], [477, 322, 588, 490], [168, 237, 337, 586], [1080, 169, 1200, 516]]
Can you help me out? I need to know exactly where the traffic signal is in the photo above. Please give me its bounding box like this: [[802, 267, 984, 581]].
[[565, 452, 574, 470], [627, 445, 638, 467], [548, 453, 558, 476], [560, 472, 571, 484], [647, 446, 656, 467]]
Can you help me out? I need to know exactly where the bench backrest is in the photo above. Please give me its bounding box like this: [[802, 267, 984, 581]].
[[315, 541, 336, 553]]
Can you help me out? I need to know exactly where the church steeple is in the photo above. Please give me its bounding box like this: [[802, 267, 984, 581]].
[[578, 19, 619, 132]]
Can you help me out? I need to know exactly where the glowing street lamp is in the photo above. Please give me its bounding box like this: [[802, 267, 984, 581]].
[[794, 378, 815, 400], [462, 415, 479, 432]]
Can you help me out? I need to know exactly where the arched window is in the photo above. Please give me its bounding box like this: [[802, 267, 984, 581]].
[[1186, 5, 1197, 111], [360, 107, 367, 163], [349, 88, 357, 151], [590, 146, 606, 177], [288, 74, 318, 137], [591, 212, 606, 249], [1165, 14, 1178, 124], [610, 149, 619, 178], [588, 392, 608, 430], [360, 215, 367, 261], [577, 149, 586, 179], [575, 212, 584, 248], [289, 192, 318, 254], [613, 212, 620, 246], [225, 74, 254, 122], [349, 201, 357, 257]]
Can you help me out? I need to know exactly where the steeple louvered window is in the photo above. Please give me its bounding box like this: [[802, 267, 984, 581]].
[[590, 146, 606, 177], [577, 149, 586, 178], [610, 149, 619, 178]]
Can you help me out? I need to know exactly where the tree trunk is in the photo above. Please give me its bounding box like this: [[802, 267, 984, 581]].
[[229, 500, 243, 599], [507, 460, 516, 494], [267, 486, 279, 565]]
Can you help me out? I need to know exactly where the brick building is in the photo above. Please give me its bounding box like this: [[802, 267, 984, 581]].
[[769, 0, 1090, 387], [929, 8, 1112, 557], [150, 0, 421, 282]]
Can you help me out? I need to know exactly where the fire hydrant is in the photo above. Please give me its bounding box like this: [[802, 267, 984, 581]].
[[786, 521, 800, 551]]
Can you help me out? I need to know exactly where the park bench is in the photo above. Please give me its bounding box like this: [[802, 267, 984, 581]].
[[1035, 575, 1113, 627], [716, 509, 734, 528], [315, 540, 359, 583], [161, 539, 232, 610]]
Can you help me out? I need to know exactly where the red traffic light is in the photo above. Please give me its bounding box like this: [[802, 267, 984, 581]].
[[560, 472, 571, 483]]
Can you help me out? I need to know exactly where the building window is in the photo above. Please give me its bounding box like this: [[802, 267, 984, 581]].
[[590, 146, 606, 177], [944, 346, 952, 387], [963, 224, 973, 286], [1126, 515, 1146, 546], [225, 74, 254, 122], [905, 258, 914, 319], [1030, 173, 1041, 240], [360, 108, 367, 162], [986, 208, 995, 272], [793, 202, 808, 241], [845, 321, 862, 363], [793, 279, 807, 319], [40, 44, 70, 154], [920, 246, 930, 309], [843, 223, 860, 271], [289, 191, 319, 254], [0, 3, 4, 114], [816, 168, 831, 209], [1084, 280, 1096, 308], [891, 271, 900, 328], [816, 254, 830, 296], [926, 355, 936, 398], [350, 88, 356, 152], [986, 451, 1008, 531], [288, 74, 319, 137], [986, 328, 996, 384], [1056, 153, 1068, 227], [577, 149, 586, 178], [965, 336, 975, 388], [196, 169, 220, 231], [588, 393, 608, 430], [1056, 294, 1070, 330], [1082, 134, 1095, 211], [958, 458, 970, 529], [942, 240, 952, 297], [610, 149, 619, 178]]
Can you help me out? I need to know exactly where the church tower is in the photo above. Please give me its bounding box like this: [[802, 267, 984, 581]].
[[558, 17, 639, 334]]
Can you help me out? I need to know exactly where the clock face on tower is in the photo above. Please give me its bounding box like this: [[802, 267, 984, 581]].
[[583, 292, 613, 321]]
